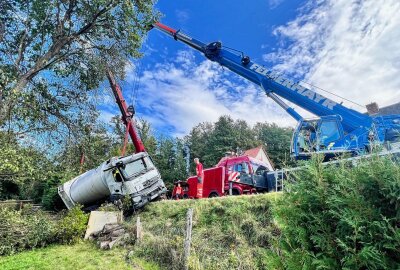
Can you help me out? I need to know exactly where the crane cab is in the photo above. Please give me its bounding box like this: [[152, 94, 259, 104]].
[[291, 115, 353, 160]]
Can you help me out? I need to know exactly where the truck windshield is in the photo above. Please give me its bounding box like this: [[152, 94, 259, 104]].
[[318, 121, 340, 145], [251, 162, 268, 175], [121, 157, 153, 179], [234, 163, 249, 174]]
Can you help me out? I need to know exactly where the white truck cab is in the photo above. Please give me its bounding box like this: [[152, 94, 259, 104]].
[[58, 152, 167, 210]]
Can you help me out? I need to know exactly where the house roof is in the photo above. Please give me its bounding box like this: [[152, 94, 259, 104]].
[[376, 102, 400, 116], [243, 145, 263, 158], [215, 145, 274, 170]]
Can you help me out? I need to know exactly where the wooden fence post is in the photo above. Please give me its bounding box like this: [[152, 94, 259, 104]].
[[184, 208, 193, 270], [136, 216, 142, 242]]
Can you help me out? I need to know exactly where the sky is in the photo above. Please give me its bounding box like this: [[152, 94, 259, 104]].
[[98, 0, 400, 137]]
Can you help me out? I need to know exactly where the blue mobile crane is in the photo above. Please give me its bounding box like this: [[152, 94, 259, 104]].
[[153, 23, 400, 160]]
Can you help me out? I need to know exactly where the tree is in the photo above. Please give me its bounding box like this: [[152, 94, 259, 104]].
[[57, 122, 115, 173], [185, 121, 213, 169], [187, 116, 260, 168], [136, 118, 157, 156], [142, 135, 184, 191], [0, 0, 158, 138], [185, 116, 294, 170], [0, 131, 57, 201], [254, 122, 294, 168]]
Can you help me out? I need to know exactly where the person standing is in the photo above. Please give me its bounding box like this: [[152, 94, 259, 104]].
[[194, 158, 204, 199], [175, 183, 183, 200]]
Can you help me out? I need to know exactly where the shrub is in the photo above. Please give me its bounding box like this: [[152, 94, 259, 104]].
[[56, 205, 89, 244], [267, 155, 400, 270], [0, 206, 56, 255]]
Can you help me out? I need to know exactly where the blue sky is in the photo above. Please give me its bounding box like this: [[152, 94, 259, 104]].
[[98, 0, 400, 137]]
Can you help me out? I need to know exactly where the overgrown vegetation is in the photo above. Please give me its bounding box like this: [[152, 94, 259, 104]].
[[0, 205, 88, 255], [119, 156, 400, 269], [56, 206, 89, 244], [266, 155, 400, 269], [127, 193, 280, 270], [2, 156, 399, 269]]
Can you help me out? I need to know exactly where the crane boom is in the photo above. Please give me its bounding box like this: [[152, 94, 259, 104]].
[[106, 69, 146, 153], [153, 22, 400, 159], [153, 23, 371, 132]]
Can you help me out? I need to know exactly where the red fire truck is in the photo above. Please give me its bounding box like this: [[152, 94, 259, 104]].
[[172, 154, 275, 199]]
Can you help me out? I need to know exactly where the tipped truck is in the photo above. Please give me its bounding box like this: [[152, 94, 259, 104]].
[[58, 151, 167, 210]]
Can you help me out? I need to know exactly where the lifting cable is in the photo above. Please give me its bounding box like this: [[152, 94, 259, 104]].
[[219, 47, 365, 109], [263, 66, 365, 109], [129, 58, 142, 109], [119, 58, 142, 155], [299, 80, 365, 108]]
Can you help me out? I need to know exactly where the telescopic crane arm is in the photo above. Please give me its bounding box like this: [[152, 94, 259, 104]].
[[153, 23, 372, 133], [106, 69, 146, 153]]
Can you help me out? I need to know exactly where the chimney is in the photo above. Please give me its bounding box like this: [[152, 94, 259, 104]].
[[366, 102, 379, 115]]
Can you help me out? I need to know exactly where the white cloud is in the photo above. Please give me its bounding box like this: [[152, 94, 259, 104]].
[[113, 0, 400, 137], [264, 0, 400, 110], [129, 50, 295, 136], [175, 9, 190, 24], [98, 110, 116, 124], [269, 0, 285, 9]]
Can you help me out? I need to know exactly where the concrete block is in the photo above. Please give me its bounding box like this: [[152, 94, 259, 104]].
[[84, 211, 123, 239]]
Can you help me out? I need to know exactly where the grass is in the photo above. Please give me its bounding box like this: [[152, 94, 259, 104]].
[[0, 193, 281, 270], [129, 193, 281, 270], [0, 242, 159, 270]]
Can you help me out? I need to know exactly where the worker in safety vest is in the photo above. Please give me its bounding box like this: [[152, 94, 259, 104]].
[[175, 183, 183, 200], [194, 158, 204, 199]]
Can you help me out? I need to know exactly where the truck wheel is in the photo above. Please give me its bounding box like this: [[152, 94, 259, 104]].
[[232, 189, 240, 196], [208, 192, 219, 198]]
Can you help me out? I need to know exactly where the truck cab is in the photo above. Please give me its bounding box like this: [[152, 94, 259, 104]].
[[219, 155, 272, 194], [58, 152, 167, 210], [172, 154, 273, 199], [291, 115, 359, 160]]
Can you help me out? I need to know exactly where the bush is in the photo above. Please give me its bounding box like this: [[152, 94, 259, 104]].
[[0, 206, 56, 255], [267, 155, 400, 270], [0, 205, 89, 255], [55, 205, 89, 244]]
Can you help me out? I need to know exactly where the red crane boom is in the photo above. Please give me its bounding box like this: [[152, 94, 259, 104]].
[[106, 69, 146, 153]]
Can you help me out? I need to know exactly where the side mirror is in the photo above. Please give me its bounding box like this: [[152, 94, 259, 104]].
[[116, 161, 125, 169]]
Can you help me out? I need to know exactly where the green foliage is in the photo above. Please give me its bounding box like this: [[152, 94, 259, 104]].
[[0, 0, 158, 159], [254, 122, 294, 168], [0, 132, 54, 201], [129, 193, 280, 270], [56, 206, 89, 244], [152, 136, 188, 190], [267, 156, 400, 270], [186, 115, 293, 171], [0, 206, 56, 256]]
